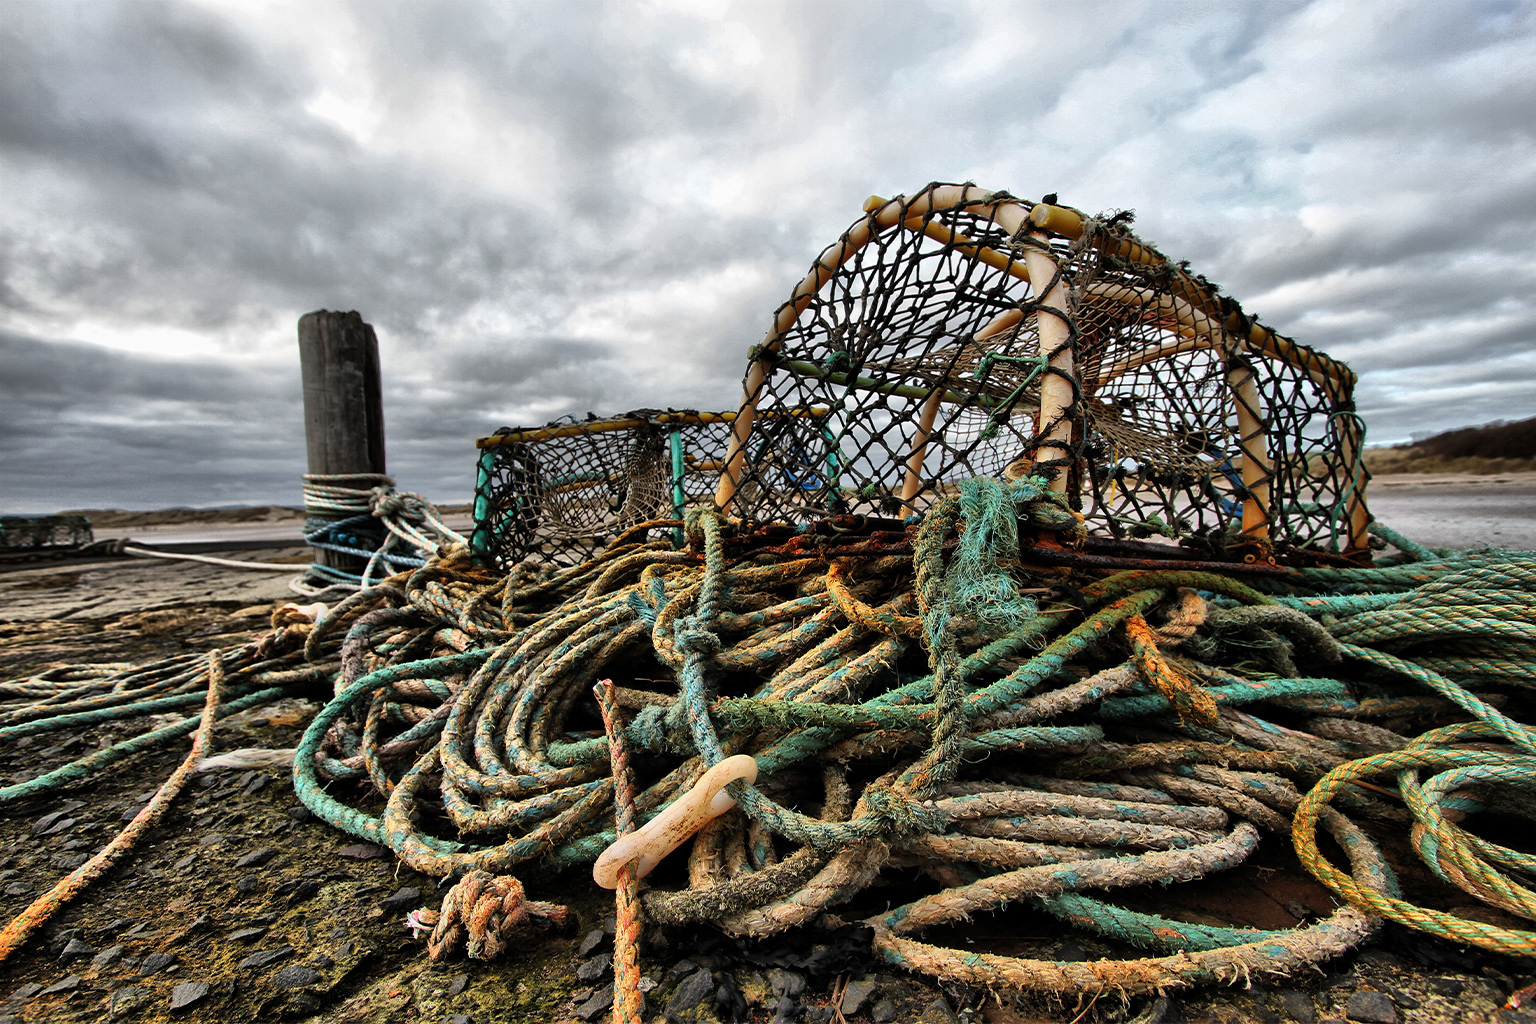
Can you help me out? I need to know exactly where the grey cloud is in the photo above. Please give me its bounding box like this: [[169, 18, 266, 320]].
[[0, 330, 304, 511], [2, 0, 1534, 513]]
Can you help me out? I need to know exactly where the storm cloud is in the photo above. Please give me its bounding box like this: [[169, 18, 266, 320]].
[[1, 0, 1533, 512]]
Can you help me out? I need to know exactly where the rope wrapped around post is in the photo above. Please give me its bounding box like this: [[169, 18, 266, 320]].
[[298, 472, 467, 596]]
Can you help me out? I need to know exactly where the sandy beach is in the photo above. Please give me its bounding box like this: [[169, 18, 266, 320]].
[[1365, 471, 1536, 550]]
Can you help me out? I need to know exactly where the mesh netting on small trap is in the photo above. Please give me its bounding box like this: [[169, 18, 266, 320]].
[[471, 409, 830, 569], [473, 182, 1371, 571]]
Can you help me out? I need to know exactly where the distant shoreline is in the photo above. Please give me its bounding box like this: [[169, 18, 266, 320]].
[[27, 473, 1535, 528]]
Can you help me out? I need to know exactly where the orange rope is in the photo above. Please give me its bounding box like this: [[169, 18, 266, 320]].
[[1126, 614, 1218, 726], [595, 679, 645, 1024]]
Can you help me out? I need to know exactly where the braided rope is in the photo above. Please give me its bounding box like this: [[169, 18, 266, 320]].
[[595, 680, 644, 1024]]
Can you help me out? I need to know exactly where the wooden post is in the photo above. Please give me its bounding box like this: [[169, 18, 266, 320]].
[[298, 310, 387, 574]]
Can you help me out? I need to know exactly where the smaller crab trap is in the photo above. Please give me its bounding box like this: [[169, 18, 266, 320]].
[[712, 183, 1371, 564], [470, 408, 831, 570]]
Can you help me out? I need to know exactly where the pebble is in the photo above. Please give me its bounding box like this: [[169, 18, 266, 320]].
[[197, 834, 228, 847], [141, 953, 178, 974], [272, 965, 323, 990], [379, 887, 422, 912], [665, 968, 716, 1020], [286, 804, 312, 822], [173, 855, 197, 872], [168, 980, 210, 1011], [239, 946, 294, 970], [48, 927, 82, 951], [1279, 988, 1317, 1024], [337, 843, 383, 860], [447, 974, 470, 996], [1429, 978, 1464, 998], [768, 968, 806, 999], [51, 852, 89, 870], [90, 944, 127, 971], [841, 976, 879, 1016], [31, 810, 70, 834], [226, 927, 268, 943], [575, 983, 614, 1021], [274, 878, 322, 904], [1345, 989, 1397, 1024], [916, 996, 959, 1024], [872, 996, 901, 1023], [235, 874, 262, 893], [57, 938, 95, 964], [717, 974, 748, 1021], [576, 928, 607, 957], [235, 847, 279, 869], [39, 975, 81, 996], [577, 954, 613, 982], [2, 883, 28, 897], [241, 774, 268, 796]]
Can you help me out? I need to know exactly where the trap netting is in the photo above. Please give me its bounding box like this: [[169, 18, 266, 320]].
[[712, 183, 1370, 562], [470, 409, 828, 570]]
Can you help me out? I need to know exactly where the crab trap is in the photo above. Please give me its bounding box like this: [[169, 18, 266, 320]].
[[714, 183, 1370, 564], [471, 408, 831, 570], [0, 515, 93, 554], [473, 183, 1371, 570]]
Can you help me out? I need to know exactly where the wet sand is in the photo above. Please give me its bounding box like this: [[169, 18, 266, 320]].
[[1366, 472, 1536, 550]]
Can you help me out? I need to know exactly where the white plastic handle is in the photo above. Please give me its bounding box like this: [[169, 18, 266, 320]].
[[592, 754, 758, 890]]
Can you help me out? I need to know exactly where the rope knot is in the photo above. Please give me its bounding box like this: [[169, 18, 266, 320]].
[[673, 616, 723, 658], [369, 486, 405, 518], [864, 785, 946, 837], [630, 704, 693, 754], [416, 871, 567, 960]]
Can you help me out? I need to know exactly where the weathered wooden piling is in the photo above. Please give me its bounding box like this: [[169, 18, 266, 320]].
[[297, 310, 386, 574]]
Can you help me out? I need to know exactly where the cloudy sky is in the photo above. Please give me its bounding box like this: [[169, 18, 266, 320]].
[[2, 0, 1533, 512]]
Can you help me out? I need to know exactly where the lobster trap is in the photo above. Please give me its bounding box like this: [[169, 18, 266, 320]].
[[713, 183, 1370, 562], [0, 515, 93, 553], [471, 409, 831, 570]]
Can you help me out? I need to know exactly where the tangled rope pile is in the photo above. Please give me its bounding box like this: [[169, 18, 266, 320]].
[[3, 475, 1535, 1006], [274, 476, 1536, 1000]]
